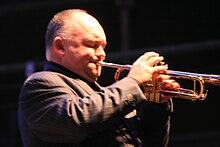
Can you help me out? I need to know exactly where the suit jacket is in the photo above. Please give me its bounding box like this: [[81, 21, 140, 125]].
[[18, 62, 172, 147]]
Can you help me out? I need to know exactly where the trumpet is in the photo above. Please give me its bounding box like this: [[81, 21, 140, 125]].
[[99, 61, 220, 101]]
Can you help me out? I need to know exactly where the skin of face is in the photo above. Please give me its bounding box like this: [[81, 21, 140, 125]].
[[57, 12, 107, 82]]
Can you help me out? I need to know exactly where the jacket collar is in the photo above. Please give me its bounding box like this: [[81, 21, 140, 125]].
[[43, 61, 101, 92]]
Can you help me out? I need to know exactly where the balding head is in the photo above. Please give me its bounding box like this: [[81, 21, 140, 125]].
[[45, 9, 86, 49], [45, 9, 105, 60], [44, 9, 107, 82]]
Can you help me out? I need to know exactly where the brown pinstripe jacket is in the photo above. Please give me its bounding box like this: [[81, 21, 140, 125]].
[[18, 62, 171, 147]]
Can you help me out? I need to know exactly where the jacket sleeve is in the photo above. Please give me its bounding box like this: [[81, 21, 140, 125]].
[[19, 72, 146, 143]]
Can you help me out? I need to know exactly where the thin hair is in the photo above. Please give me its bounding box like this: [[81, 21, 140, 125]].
[[45, 9, 87, 48]]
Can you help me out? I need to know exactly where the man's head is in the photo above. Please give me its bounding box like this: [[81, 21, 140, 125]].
[[45, 9, 107, 82]]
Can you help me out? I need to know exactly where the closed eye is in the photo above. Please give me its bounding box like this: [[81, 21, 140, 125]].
[[83, 40, 106, 49]]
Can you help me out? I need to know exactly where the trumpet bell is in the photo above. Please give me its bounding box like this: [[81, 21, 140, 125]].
[[162, 70, 220, 100]]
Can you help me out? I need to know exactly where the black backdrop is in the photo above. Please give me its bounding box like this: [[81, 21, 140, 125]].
[[0, 0, 220, 146]]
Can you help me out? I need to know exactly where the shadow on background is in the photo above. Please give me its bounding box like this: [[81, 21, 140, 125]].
[[0, 0, 220, 146]]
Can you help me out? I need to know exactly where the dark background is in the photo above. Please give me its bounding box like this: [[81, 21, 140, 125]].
[[0, 0, 220, 146]]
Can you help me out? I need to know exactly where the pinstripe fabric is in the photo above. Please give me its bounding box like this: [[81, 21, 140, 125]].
[[18, 62, 172, 147]]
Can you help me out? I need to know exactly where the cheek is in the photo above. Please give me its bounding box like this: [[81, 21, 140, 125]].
[[64, 47, 96, 69], [64, 51, 78, 64], [64, 48, 81, 62], [84, 48, 96, 58], [73, 47, 95, 59]]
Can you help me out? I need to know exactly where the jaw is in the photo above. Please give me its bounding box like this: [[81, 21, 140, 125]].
[[82, 62, 102, 82]]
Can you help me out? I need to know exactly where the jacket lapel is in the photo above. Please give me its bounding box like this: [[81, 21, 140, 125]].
[[72, 78, 102, 95]]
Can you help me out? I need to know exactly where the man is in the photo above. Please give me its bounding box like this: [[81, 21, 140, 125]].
[[18, 9, 179, 147]]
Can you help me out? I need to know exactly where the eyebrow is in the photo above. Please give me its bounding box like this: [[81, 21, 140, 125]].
[[83, 38, 107, 45]]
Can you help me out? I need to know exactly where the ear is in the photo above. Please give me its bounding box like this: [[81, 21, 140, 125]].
[[53, 36, 65, 57]]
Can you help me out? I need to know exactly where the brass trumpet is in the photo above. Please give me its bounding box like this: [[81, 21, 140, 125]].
[[99, 61, 220, 101]]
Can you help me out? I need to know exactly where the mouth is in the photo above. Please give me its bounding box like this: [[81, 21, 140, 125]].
[[97, 61, 107, 67], [93, 61, 103, 67], [88, 61, 102, 70]]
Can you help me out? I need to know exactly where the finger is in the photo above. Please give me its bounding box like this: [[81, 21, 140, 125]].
[[151, 56, 165, 67], [141, 56, 164, 67], [143, 51, 160, 59], [161, 80, 180, 90], [154, 74, 171, 81], [136, 52, 160, 63], [153, 65, 168, 73]]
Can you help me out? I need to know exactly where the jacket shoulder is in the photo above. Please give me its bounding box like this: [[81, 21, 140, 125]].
[[25, 71, 70, 83]]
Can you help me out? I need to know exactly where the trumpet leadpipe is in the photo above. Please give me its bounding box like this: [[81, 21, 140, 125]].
[[98, 61, 132, 69]]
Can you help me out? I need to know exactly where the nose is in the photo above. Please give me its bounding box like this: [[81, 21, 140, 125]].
[[95, 46, 106, 60]]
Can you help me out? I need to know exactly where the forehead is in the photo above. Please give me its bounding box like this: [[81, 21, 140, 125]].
[[70, 12, 106, 42]]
